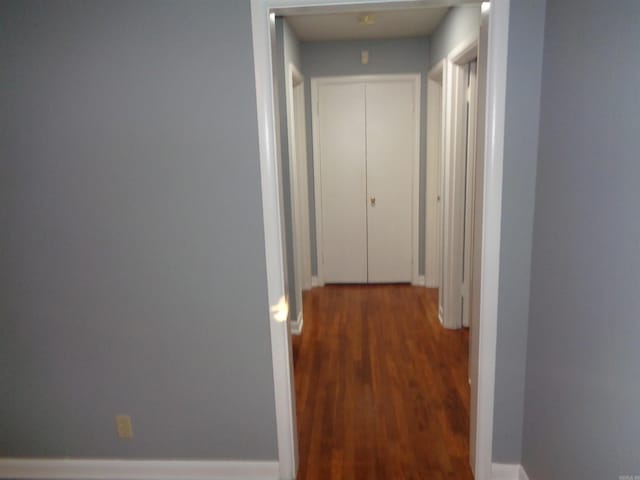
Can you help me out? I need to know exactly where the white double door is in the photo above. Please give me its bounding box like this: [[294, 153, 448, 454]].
[[315, 77, 417, 284]]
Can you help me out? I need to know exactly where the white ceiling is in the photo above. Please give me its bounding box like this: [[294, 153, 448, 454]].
[[286, 7, 450, 42]]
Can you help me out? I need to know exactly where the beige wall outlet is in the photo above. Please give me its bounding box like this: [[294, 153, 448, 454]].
[[115, 415, 133, 439]]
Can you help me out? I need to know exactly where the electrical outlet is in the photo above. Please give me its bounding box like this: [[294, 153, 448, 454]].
[[115, 415, 133, 439]]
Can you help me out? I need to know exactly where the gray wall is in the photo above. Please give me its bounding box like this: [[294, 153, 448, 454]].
[[522, 0, 640, 477], [274, 17, 302, 323], [492, 0, 546, 463], [301, 37, 430, 276], [429, 5, 481, 69], [0, 0, 278, 460]]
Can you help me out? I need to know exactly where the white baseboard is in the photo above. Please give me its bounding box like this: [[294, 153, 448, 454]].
[[412, 275, 426, 287], [311, 276, 323, 288], [424, 276, 439, 288], [290, 311, 303, 335], [1, 458, 527, 480], [492, 463, 530, 480], [0, 458, 280, 480]]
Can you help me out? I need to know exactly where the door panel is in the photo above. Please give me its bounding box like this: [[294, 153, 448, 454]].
[[462, 60, 478, 328], [318, 83, 367, 283], [365, 81, 415, 283]]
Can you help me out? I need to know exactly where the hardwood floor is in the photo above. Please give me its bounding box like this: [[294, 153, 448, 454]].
[[292, 285, 473, 480]]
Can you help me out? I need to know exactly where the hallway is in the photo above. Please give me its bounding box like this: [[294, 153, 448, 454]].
[[292, 285, 473, 480]]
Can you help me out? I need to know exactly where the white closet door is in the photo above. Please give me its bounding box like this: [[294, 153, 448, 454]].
[[318, 82, 367, 283], [365, 81, 415, 283]]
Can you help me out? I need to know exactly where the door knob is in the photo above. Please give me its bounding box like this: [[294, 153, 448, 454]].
[[370, 196, 376, 206]]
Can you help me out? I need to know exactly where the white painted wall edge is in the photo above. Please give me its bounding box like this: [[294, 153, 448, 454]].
[[491, 463, 530, 480], [291, 311, 304, 335], [413, 275, 426, 287], [311, 275, 323, 287], [0, 458, 280, 480]]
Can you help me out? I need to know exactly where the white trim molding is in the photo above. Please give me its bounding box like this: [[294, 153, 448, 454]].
[[0, 458, 280, 480], [249, 1, 511, 479], [491, 463, 530, 480], [250, 3, 299, 478], [311, 275, 323, 288], [474, 0, 510, 478], [291, 311, 304, 335]]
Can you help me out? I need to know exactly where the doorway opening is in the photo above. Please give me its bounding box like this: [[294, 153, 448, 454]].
[[253, 0, 508, 478], [277, 5, 486, 478]]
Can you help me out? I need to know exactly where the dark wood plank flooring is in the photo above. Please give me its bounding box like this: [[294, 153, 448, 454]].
[[292, 285, 473, 480]]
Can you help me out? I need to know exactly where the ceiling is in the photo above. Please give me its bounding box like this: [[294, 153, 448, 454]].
[[286, 7, 450, 42]]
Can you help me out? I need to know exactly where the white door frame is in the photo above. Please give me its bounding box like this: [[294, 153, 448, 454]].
[[425, 60, 445, 289], [441, 37, 479, 331], [249, 1, 510, 479], [310, 74, 422, 287], [469, 7, 490, 471]]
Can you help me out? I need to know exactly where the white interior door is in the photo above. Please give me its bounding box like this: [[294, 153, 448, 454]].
[[462, 60, 478, 328], [317, 82, 367, 283], [366, 81, 415, 283]]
